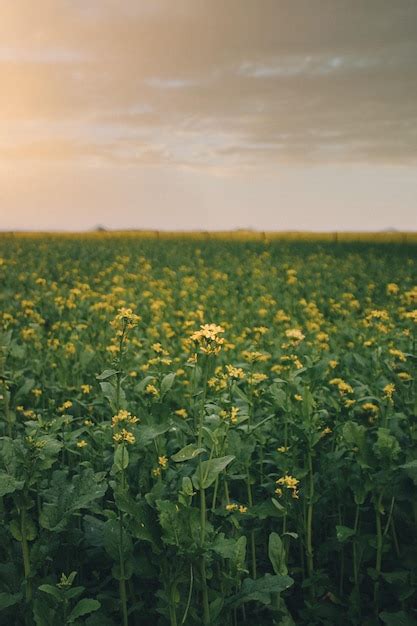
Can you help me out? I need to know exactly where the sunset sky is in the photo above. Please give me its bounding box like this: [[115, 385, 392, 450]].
[[1, 0, 416, 231]]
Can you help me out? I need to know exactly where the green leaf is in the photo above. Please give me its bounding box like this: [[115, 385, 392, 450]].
[[40, 469, 106, 532], [226, 574, 293, 608], [113, 445, 129, 471], [68, 598, 101, 623], [171, 444, 206, 462], [0, 591, 22, 610], [268, 532, 287, 575], [193, 455, 235, 489], [39, 584, 62, 602], [136, 423, 171, 447], [380, 611, 417, 626], [374, 428, 400, 462], [161, 372, 176, 396], [336, 525, 355, 543], [0, 472, 24, 497], [96, 369, 118, 380]]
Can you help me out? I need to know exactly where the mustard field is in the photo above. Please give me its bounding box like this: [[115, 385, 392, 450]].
[[0, 234, 416, 625]]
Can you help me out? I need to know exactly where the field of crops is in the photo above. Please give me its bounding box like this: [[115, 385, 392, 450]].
[[0, 234, 416, 626]]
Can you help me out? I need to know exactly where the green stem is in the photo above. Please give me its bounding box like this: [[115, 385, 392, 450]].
[[20, 506, 32, 603], [306, 450, 314, 596], [374, 493, 383, 614], [197, 357, 210, 625]]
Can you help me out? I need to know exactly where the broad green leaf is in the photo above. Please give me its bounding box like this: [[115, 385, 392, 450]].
[[171, 444, 206, 462], [193, 455, 235, 489], [226, 574, 293, 608], [161, 372, 176, 395], [336, 525, 355, 543], [0, 472, 24, 497], [96, 369, 118, 380], [380, 611, 417, 626], [268, 532, 287, 575], [113, 444, 129, 471], [68, 598, 101, 623], [39, 584, 62, 602], [0, 591, 22, 610]]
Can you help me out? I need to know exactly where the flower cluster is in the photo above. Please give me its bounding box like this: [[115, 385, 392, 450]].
[[275, 474, 300, 499], [190, 323, 225, 355]]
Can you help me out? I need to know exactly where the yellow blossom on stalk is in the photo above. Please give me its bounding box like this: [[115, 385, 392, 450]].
[[111, 409, 139, 428], [226, 503, 238, 512], [277, 446, 289, 453], [329, 378, 353, 395], [403, 310, 417, 323], [276, 475, 300, 499], [383, 383, 395, 401], [81, 384, 92, 394], [77, 439, 88, 448], [59, 400, 73, 413], [32, 388, 42, 398], [386, 283, 399, 295], [242, 350, 270, 363], [248, 372, 268, 385], [285, 328, 305, 343], [389, 348, 406, 362], [111, 307, 141, 330], [152, 467, 161, 478], [113, 428, 135, 445], [158, 455, 168, 469], [344, 399, 356, 408], [230, 406, 239, 424], [175, 408, 188, 418], [294, 394, 303, 401], [320, 427, 332, 437], [190, 323, 225, 355], [362, 402, 379, 414], [398, 372, 412, 381], [145, 384, 159, 397], [225, 364, 245, 380], [84, 419, 93, 427], [238, 505, 248, 514]]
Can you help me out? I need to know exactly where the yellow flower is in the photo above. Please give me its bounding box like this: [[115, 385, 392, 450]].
[[190, 323, 225, 355], [111, 307, 141, 330], [32, 388, 42, 398], [225, 364, 245, 380], [175, 408, 188, 418], [58, 400, 73, 413], [145, 384, 159, 397], [383, 383, 395, 401], [81, 384, 92, 394], [77, 439, 88, 448], [398, 372, 412, 381], [389, 348, 406, 362], [238, 505, 248, 514], [362, 402, 379, 414], [285, 328, 305, 343], [225, 503, 238, 512], [276, 474, 300, 499], [230, 406, 239, 424], [113, 428, 135, 445], [277, 446, 289, 453], [111, 409, 139, 427], [158, 455, 168, 469], [152, 467, 161, 478]]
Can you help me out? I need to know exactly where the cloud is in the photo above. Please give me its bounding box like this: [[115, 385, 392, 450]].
[[0, 0, 416, 170]]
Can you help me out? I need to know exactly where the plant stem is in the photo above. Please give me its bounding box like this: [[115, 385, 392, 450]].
[[306, 450, 314, 596], [20, 505, 32, 603], [373, 493, 383, 613]]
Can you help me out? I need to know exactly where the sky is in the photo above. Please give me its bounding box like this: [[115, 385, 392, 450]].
[[0, 0, 416, 232]]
